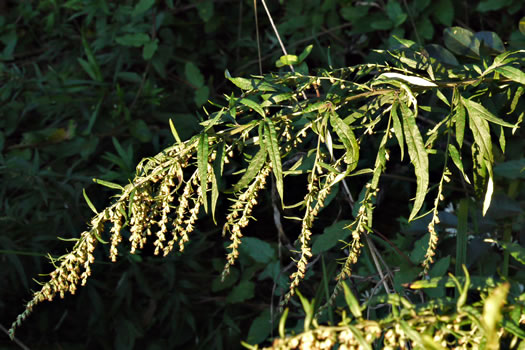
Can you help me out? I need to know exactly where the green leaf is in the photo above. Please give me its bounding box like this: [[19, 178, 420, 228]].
[[432, 0, 454, 26], [482, 283, 509, 340], [196, 0, 214, 22], [495, 65, 525, 85], [224, 70, 277, 91], [211, 142, 225, 223], [429, 256, 451, 277], [226, 280, 254, 303], [130, 119, 153, 143], [246, 310, 272, 345], [400, 101, 429, 221], [115, 33, 150, 47], [340, 5, 369, 22], [264, 119, 284, 203], [295, 290, 314, 331], [448, 144, 471, 184], [464, 97, 494, 214], [169, 118, 183, 145], [132, 0, 155, 17], [463, 99, 494, 164], [194, 86, 209, 107], [80, 36, 102, 81], [329, 112, 359, 170], [185, 62, 204, 87], [298, 44, 314, 62], [462, 98, 515, 128], [197, 133, 209, 213], [454, 101, 466, 148], [520, 16, 525, 35], [240, 237, 274, 263], [279, 308, 289, 338], [494, 159, 525, 179], [341, 281, 362, 318], [379, 72, 437, 87], [347, 325, 372, 350], [475, 31, 505, 53], [500, 241, 525, 265], [83, 189, 98, 214], [142, 39, 158, 60], [240, 98, 265, 118], [234, 142, 267, 192], [476, 0, 512, 12], [312, 220, 352, 254], [443, 27, 480, 57], [276, 55, 299, 68], [211, 267, 239, 292], [93, 178, 124, 190], [425, 44, 459, 66], [385, 0, 407, 27], [77, 58, 98, 81], [391, 101, 405, 160]]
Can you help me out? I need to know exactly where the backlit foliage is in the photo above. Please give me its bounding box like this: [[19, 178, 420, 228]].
[[9, 38, 525, 342]]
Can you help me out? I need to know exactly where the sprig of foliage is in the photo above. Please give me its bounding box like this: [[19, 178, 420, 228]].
[[252, 268, 525, 350], [9, 31, 525, 341]]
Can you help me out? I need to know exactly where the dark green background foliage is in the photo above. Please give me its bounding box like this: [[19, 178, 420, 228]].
[[1, 0, 524, 348]]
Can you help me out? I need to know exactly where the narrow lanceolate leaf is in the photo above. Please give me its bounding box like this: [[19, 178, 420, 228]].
[[464, 96, 495, 215], [379, 72, 438, 87], [341, 281, 362, 319], [93, 178, 124, 190], [454, 102, 466, 148], [483, 169, 494, 216], [83, 189, 98, 214], [391, 101, 405, 161], [197, 133, 209, 212], [448, 144, 471, 184], [462, 98, 516, 128], [211, 142, 225, 223], [234, 142, 267, 192], [495, 65, 525, 85], [264, 119, 284, 203], [240, 98, 265, 118], [169, 118, 183, 145], [400, 101, 429, 221], [464, 97, 494, 164], [329, 111, 359, 171]]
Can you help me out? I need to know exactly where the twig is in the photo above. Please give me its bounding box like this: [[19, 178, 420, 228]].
[[253, 0, 263, 75]]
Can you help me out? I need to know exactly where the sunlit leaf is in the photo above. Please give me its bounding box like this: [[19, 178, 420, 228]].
[[378, 72, 437, 87], [240, 98, 265, 118], [495, 65, 525, 85], [264, 119, 284, 203], [93, 178, 124, 190], [83, 188, 98, 214], [329, 111, 359, 170], [234, 142, 267, 192], [448, 144, 471, 184], [391, 101, 405, 161], [400, 101, 429, 221], [197, 133, 209, 212], [341, 281, 362, 318]]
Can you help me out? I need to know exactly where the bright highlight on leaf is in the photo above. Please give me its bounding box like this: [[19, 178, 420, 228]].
[[379, 72, 438, 87]]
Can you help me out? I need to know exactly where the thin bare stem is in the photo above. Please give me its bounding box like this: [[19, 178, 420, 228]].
[[253, 0, 263, 75]]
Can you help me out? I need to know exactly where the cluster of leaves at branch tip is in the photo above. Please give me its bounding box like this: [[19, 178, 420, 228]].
[[8, 26, 525, 342]]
